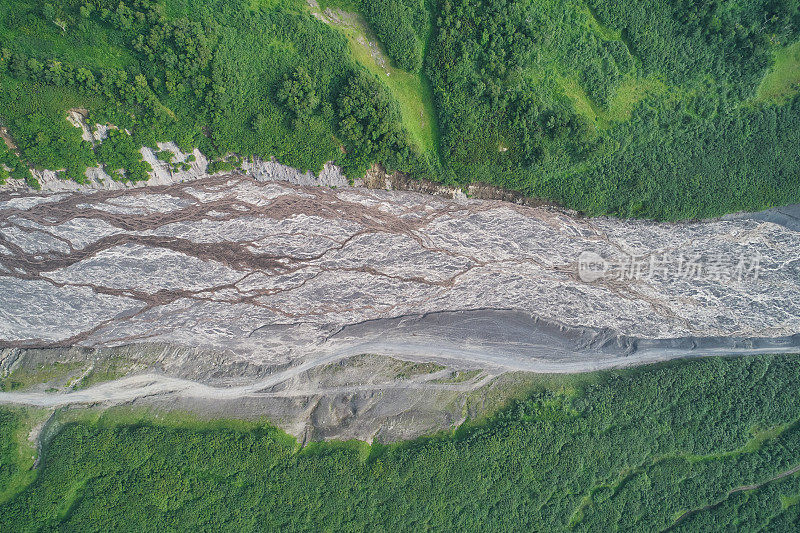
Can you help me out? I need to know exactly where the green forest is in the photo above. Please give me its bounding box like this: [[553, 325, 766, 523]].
[[1, 0, 800, 218], [0, 0, 428, 183], [1, 354, 800, 530]]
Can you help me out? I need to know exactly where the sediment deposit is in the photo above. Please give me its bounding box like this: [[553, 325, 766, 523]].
[[1, 174, 798, 439]]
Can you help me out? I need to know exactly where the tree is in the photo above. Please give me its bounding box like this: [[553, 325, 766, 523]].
[[42, 3, 55, 21], [336, 70, 414, 175], [276, 66, 320, 121]]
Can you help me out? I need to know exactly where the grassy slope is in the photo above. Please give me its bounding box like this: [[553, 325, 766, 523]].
[[0, 409, 51, 506], [306, 0, 440, 161], [2, 354, 800, 530], [557, 74, 669, 130], [558, 4, 670, 129], [758, 39, 800, 102], [426, 0, 800, 219]]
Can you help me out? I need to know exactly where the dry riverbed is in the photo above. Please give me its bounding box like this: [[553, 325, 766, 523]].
[[1, 173, 799, 440]]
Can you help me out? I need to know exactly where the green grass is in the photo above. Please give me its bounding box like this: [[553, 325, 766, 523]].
[[0, 357, 136, 393], [0, 408, 52, 506], [395, 360, 444, 379], [0, 362, 85, 392], [558, 74, 605, 126], [557, 73, 667, 129], [0, 0, 136, 69], [316, 0, 361, 11], [604, 76, 669, 122], [72, 360, 133, 391], [582, 3, 622, 41], [305, 1, 440, 160], [757, 39, 800, 103], [434, 369, 482, 384], [781, 491, 800, 510]]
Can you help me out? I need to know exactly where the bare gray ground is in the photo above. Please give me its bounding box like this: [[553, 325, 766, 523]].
[[0, 175, 799, 440]]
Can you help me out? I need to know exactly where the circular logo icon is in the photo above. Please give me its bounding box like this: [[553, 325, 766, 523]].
[[578, 251, 607, 282]]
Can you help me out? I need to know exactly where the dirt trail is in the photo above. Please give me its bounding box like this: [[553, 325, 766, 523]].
[[1, 324, 798, 410], [666, 463, 800, 530]]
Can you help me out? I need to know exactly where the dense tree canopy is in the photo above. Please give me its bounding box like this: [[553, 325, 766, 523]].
[[1, 354, 800, 530], [425, 0, 800, 219], [336, 70, 416, 174], [360, 0, 427, 72]]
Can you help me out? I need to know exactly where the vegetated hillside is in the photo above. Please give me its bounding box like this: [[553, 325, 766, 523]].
[[1, 0, 800, 220], [2, 354, 800, 530], [426, 0, 800, 219], [310, 0, 441, 161], [0, 0, 429, 183]]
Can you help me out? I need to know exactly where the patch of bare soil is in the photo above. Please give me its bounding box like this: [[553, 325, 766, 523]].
[[0, 125, 19, 155], [362, 163, 566, 209]]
